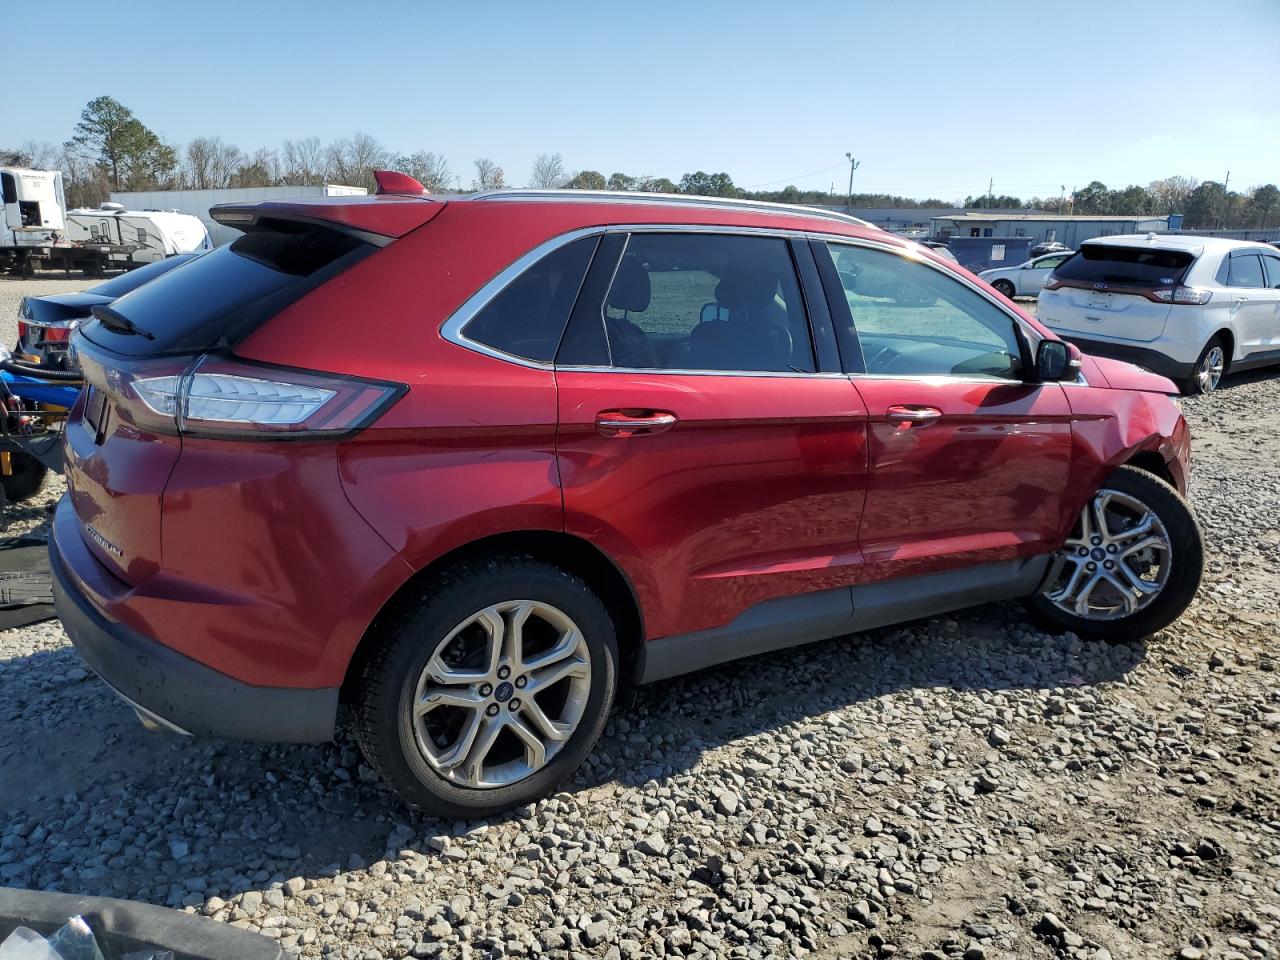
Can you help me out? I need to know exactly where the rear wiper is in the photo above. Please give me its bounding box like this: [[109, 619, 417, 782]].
[[91, 305, 156, 341]]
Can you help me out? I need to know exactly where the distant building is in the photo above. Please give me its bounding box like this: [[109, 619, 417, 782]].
[[931, 213, 1176, 248], [807, 206, 1051, 237], [110, 184, 368, 246]]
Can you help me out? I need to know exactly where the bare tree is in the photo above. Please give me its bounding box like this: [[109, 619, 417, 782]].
[[327, 133, 392, 191], [280, 136, 326, 185], [473, 157, 505, 191], [5, 140, 60, 169], [529, 152, 566, 188], [395, 151, 452, 192], [1148, 176, 1199, 214], [182, 136, 246, 189], [229, 147, 278, 188]]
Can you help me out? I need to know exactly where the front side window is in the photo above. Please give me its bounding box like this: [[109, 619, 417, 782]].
[[822, 242, 1024, 379], [599, 232, 815, 373], [1226, 253, 1266, 289], [462, 236, 598, 362], [1263, 255, 1280, 289], [1035, 254, 1069, 270]]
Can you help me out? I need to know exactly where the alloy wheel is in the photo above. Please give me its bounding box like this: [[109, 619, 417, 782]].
[[411, 600, 592, 788], [1198, 345, 1224, 392], [1041, 488, 1172, 621]]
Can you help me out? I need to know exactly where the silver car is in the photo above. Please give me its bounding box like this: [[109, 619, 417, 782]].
[[979, 250, 1074, 299]]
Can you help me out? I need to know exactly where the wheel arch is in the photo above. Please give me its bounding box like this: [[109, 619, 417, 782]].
[[341, 531, 646, 701], [1122, 449, 1175, 488], [1210, 327, 1235, 369]]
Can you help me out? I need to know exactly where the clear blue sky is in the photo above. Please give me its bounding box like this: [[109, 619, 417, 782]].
[[10, 0, 1279, 201]]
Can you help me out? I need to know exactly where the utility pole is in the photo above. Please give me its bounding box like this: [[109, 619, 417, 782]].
[[1222, 170, 1231, 228], [1059, 185, 1066, 216], [988, 176, 994, 205], [845, 153, 860, 215]]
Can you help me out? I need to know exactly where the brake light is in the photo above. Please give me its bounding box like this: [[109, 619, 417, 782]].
[[42, 324, 75, 342], [1042, 276, 1062, 290], [17, 320, 28, 339], [133, 356, 403, 438], [1148, 286, 1212, 305]]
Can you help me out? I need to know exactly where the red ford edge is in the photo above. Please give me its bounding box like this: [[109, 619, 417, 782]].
[[53, 175, 1202, 815]]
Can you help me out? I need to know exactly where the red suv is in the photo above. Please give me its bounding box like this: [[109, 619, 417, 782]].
[[53, 176, 1202, 816]]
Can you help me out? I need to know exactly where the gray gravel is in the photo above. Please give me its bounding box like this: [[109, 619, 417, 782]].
[[2, 277, 1280, 959]]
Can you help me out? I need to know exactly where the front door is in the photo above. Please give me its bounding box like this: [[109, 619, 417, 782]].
[[554, 230, 870, 644], [814, 238, 1075, 585]]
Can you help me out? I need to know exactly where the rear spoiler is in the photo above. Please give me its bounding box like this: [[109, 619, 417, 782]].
[[210, 192, 445, 245]]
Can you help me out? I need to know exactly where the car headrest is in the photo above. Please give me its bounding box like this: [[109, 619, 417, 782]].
[[608, 256, 651, 312], [715, 268, 777, 310]]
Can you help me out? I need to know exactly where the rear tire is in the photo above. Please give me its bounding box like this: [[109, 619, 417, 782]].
[[1182, 336, 1226, 394], [353, 555, 618, 816], [992, 279, 1016, 298], [1, 453, 48, 503], [1024, 465, 1203, 642]]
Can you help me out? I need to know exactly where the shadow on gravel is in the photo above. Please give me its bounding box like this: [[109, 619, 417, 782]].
[[0, 599, 1145, 908]]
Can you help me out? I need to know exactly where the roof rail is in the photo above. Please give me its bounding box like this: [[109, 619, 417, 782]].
[[469, 189, 873, 228]]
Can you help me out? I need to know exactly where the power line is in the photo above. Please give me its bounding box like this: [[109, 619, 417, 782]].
[[742, 162, 848, 190]]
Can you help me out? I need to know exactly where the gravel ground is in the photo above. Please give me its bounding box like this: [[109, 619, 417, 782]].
[[2, 277, 1279, 960]]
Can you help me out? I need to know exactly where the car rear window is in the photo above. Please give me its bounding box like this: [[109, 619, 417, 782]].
[[78, 220, 373, 356], [1054, 244, 1195, 289], [84, 253, 198, 298]]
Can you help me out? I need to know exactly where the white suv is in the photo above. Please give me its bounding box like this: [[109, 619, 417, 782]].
[[1038, 234, 1280, 393]]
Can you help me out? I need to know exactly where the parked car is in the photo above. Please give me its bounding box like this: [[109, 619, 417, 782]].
[[15, 254, 200, 369], [1031, 240, 1070, 258], [979, 250, 1074, 299], [53, 178, 1203, 815], [919, 240, 959, 263], [1039, 235, 1280, 394]]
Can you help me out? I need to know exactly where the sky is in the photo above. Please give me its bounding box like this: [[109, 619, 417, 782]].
[[8, 0, 1280, 202]]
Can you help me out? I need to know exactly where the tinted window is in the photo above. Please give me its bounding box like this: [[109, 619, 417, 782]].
[[1264, 256, 1280, 289], [822, 243, 1023, 379], [600, 233, 815, 372], [1055, 244, 1194, 289], [463, 236, 598, 362], [0, 173, 15, 205], [1226, 253, 1266, 288], [85, 254, 198, 298], [80, 220, 372, 356]]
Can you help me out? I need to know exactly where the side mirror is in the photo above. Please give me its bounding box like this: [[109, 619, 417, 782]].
[[1035, 339, 1083, 381]]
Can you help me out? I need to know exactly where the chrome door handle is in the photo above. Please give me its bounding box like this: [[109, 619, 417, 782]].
[[1233, 297, 1249, 306], [595, 410, 678, 437], [886, 404, 942, 423]]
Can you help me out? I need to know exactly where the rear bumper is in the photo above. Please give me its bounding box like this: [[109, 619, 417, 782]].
[[1058, 335, 1195, 382], [50, 498, 337, 743]]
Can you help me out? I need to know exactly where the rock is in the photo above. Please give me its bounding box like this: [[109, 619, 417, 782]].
[[715, 789, 741, 816]]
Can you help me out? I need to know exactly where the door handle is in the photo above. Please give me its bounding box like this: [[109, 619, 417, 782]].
[[1233, 297, 1249, 307], [886, 404, 943, 424], [595, 409, 678, 437]]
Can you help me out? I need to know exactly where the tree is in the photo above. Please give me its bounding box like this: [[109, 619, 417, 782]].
[[635, 175, 676, 193], [1070, 181, 1112, 215], [529, 153, 566, 188], [964, 194, 1024, 209], [0, 141, 59, 169], [607, 172, 637, 192], [1248, 184, 1280, 227], [565, 170, 606, 190], [326, 133, 392, 192], [229, 148, 277, 188], [182, 136, 245, 189], [1110, 185, 1153, 215], [1184, 181, 1226, 228], [66, 95, 176, 191], [678, 171, 737, 197], [280, 136, 326, 186], [473, 158, 505, 190], [392, 151, 452, 192], [1147, 176, 1198, 214]]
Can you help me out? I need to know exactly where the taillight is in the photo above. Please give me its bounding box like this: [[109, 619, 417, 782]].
[[1148, 286, 1212, 305], [17, 320, 28, 340], [1042, 276, 1062, 290], [133, 355, 403, 439], [42, 324, 76, 342]]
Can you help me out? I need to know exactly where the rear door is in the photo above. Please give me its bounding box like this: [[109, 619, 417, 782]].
[[1040, 243, 1190, 340], [554, 229, 869, 643], [814, 239, 1074, 584], [1223, 251, 1280, 355], [1022, 252, 1070, 295]]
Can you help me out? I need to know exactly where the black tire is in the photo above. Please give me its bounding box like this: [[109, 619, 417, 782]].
[[353, 555, 618, 816], [1181, 335, 1227, 395], [1024, 465, 1203, 642], [1, 452, 48, 503], [992, 279, 1016, 298]]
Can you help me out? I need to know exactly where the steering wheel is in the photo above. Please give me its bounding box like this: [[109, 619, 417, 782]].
[[765, 322, 793, 363]]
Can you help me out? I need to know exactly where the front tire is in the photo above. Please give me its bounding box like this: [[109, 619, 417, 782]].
[[354, 556, 618, 816], [992, 279, 1016, 298], [1025, 465, 1203, 642], [1182, 336, 1226, 394]]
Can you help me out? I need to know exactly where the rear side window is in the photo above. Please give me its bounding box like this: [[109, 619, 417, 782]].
[[1264, 255, 1280, 289], [462, 236, 598, 362], [79, 220, 373, 356], [1055, 245, 1194, 289], [1223, 253, 1266, 288], [597, 232, 816, 373]]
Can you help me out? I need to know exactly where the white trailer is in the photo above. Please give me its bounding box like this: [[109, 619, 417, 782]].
[[110, 183, 368, 247], [64, 203, 212, 265], [0, 167, 67, 272]]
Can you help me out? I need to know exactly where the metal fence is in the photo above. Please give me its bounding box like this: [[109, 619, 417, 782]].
[[1166, 227, 1280, 243]]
